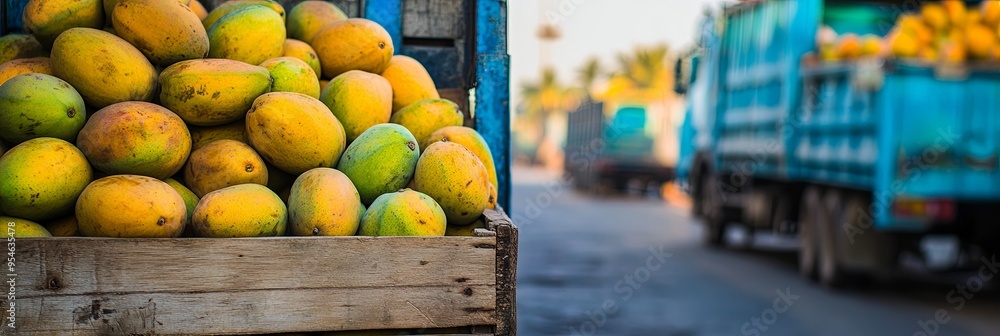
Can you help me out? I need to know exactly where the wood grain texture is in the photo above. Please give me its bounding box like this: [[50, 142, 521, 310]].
[[486, 208, 518, 336]]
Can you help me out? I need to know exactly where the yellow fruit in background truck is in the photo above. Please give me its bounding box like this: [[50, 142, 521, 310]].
[[23, 0, 104, 48], [288, 168, 363, 236], [413, 141, 490, 225], [965, 23, 996, 59], [836, 34, 862, 59], [890, 30, 922, 58], [246, 92, 347, 174], [260, 57, 321, 98], [112, 0, 210, 66], [192, 184, 287, 237], [922, 3, 950, 32], [943, 0, 967, 28], [425, 126, 499, 206], [0, 57, 52, 86], [202, 0, 286, 29], [311, 18, 394, 79], [183, 140, 269, 197], [50, 28, 158, 108], [0, 34, 45, 65], [189, 119, 249, 150], [76, 102, 192, 179], [381, 55, 440, 112], [390, 99, 464, 151], [208, 5, 286, 65], [359, 189, 446, 236], [159, 58, 272, 126], [287, 1, 348, 43], [336, 124, 421, 205], [983, 1, 1000, 26], [320, 70, 393, 142], [0, 217, 51, 237], [76, 175, 187, 238], [284, 39, 323, 77], [0, 138, 92, 221], [0, 73, 87, 144]]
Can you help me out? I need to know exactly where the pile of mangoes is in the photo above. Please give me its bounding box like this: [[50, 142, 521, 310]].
[[0, 0, 497, 238]]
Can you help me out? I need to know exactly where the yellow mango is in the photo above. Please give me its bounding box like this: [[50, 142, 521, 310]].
[[284, 39, 322, 77], [425, 126, 499, 199], [286, 1, 347, 43], [208, 5, 286, 65], [0, 57, 52, 86], [966, 23, 996, 59], [183, 140, 269, 197], [0, 73, 87, 144], [112, 0, 209, 66], [359, 189, 446, 236], [189, 0, 208, 20], [76, 175, 187, 238], [413, 141, 490, 225], [23, 0, 104, 48], [320, 70, 392, 142], [260, 57, 321, 98], [0, 34, 45, 64], [192, 184, 287, 237], [50, 28, 157, 108], [164, 178, 199, 229], [381, 55, 440, 112], [76, 102, 192, 179], [247, 92, 347, 174], [0, 217, 51, 237], [104, 0, 190, 19], [446, 218, 486, 236], [159, 58, 272, 126], [189, 119, 249, 150], [923, 3, 950, 32], [202, 0, 285, 29], [288, 168, 363, 236], [0, 138, 92, 221], [983, 1, 1000, 26], [311, 18, 394, 79], [390, 99, 464, 150]]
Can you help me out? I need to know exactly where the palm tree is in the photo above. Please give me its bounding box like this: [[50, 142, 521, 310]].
[[517, 67, 580, 165], [577, 57, 602, 96]]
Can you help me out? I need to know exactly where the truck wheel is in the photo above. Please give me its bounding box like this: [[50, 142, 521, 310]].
[[818, 190, 851, 288], [701, 173, 725, 247], [798, 187, 822, 280], [690, 171, 704, 217]]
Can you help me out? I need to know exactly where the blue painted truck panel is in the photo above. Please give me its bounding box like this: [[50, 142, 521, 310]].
[[689, 0, 1000, 231]]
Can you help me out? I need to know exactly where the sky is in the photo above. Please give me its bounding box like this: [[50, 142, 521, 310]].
[[508, 0, 733, 106]]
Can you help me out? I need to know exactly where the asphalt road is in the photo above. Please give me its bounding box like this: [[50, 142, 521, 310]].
[[511, 167, 1000, 336]]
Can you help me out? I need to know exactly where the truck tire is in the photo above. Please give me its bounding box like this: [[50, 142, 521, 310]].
[[798, 187, 822, 280], [701, 173, 725, 247], [690, 169, 704, 217], [818, 190, 852, 288]]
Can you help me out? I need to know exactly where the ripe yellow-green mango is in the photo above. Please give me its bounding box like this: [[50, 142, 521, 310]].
[[202, 0, 285, 29], [0, 74, 87, 144], [284, 39, 322, 77], [0, 217, 51, 237], [164, 178, 198, 228], [189, 119, 249, 149], [51, 28, 157, 108], [381, 55, 439, 112], [246, 92, 346, 175], [287, 1, 347, 43], [0, 57, 52, 86], [159, 58, 272, 126], [76, 175, 187, 237], [311, 18, 393, 79], [336, 124, 420, 205], [320, 70, 392, 142], [426, 126, 499, 201], [260, 57, 320, 98], [23, 0, 104, 48], [0, 34, 45, 65], [390, 99, 464, 150], [413, 141, 489, 225], [0, 138, 91, 221], [208, 5, 285, 65], [189, 0, 208, 20], [446, 217, 485, 236], [183, 140, 268, 197], [43, 215, 78, 236], [359, 189, 445, 236], [288, 168, 363, 236], [112, 0, 209, 65], [104, 0, 190, 20], [192, 183, 286, 237], [76, 102, 192, 179]]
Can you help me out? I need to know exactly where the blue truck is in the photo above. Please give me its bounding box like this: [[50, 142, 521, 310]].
[[678, 0, 1000, 287]]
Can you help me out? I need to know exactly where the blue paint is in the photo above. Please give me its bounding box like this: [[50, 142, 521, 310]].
[[474, 0, 510, 211], [3, 0, 28, 35], [364, 0, 402, 55]]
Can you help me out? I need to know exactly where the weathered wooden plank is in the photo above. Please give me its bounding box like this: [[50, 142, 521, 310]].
[[16, 285, 495, 334], [402, 0, 463, 39], [16, 236, 494, 297], [486, 208, 517, 336]]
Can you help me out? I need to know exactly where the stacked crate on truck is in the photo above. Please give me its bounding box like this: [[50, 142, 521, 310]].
[[678, 0, 1000, 287], [0, 0, 517, 334]]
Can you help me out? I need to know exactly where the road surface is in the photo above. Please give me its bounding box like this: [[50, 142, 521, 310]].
[[512, 167, 1000, 336]]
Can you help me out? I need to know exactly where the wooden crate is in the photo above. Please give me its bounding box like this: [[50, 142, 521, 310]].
[[4, 209, 517, 335]]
